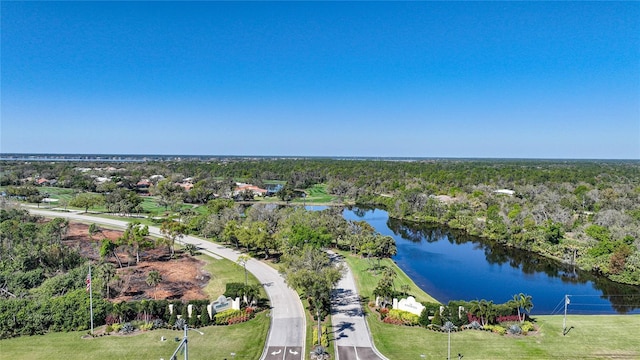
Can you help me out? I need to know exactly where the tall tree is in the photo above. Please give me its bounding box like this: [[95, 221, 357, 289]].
[[153, 179, 185, 210], [69, 193, 104, 213], [119, 222, 152, 264], [159, 220, 186, 258]]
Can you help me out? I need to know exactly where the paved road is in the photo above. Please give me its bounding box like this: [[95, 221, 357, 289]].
[[27, 209, 306, 360], [329, 251, 387, 360]]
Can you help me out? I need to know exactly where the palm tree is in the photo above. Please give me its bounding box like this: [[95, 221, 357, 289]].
[[512, 293, 533, 323], [241, 284, 259, 307], [382, 266, 397, 291], [236, 254, 251, 286], [98, 262, 116, 299], [146, 270, 162, 300], [469, 299, 494, 326]]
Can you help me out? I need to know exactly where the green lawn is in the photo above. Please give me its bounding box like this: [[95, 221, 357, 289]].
[[294, 184, 335, 204], [39, 186, 76, 202], [337, 250, 439, 304], [368, 314, 640, 359], [199, 253, 267, 300], [0, 313, 269, 360]]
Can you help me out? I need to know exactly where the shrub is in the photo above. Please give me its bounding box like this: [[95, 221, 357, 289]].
[[521, 321, 535, 334], [153, 318, 165, 329], [105, 314, 119, 326], [224, 283, 245, 298], [199, 307, 210, 327], [120, 322, 135, 334], [312, 326, 329, 347], [418, 308, 430, 327], [496, 315, 520, 323], [484, 324, 506, 335], [507, 324, 522, 335], [140, 323, 153, 331], [111, 323, 123, 333], [385, 309, 419, 326], [105, 325, 114, 334], [465, 321, 482, 330], [213, 309, 249, 325], [168, 310, 177, 326]]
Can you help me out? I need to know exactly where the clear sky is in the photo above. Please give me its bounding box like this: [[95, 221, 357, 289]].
[[2, 1, 639, 159]]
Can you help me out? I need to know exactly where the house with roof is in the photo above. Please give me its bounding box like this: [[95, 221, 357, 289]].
[[233, 183, 268, 197], [36, 178, 51, 186]]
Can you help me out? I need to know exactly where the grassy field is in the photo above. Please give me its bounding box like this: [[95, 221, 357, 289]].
[[199, 253, 267, 300], [368, 314, 640, 359], [0, 313, 269, 360], [294, 184, 335, 204], [38, 186, 76, 202], [337, 250, 439, 304]]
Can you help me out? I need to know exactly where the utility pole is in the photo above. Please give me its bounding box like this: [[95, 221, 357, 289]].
[[88, 265, 94, 335], [169, 324, 204, 360], [563, 295, 570, 336]]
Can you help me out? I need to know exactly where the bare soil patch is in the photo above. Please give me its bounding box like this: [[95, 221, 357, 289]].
[[63, 222, 209, 302]]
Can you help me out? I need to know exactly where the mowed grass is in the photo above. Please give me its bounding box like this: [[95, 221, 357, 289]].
[[199, 253, 267, 300], [38, 186, 76, 202], [368, 314, 640, 359], [0, 313, 269, 360], [337, 250, 439, 304], [293, 184, 335, 204]]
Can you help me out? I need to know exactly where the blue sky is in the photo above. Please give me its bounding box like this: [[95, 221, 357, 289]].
[[2, 1, 639, 159]]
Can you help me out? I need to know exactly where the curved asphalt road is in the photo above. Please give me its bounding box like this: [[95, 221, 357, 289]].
[[27, 209, 305, 360]]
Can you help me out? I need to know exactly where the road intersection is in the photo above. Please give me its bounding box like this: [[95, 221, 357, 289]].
[[27, 208, 387, 360]]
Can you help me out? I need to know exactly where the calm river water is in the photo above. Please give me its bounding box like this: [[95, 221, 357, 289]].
[[338, 207, 640, 315]]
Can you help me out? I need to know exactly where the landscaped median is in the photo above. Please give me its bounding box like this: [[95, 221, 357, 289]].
[[340, 250, 640, 359]]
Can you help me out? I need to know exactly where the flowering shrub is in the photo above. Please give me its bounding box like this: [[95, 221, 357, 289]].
[[105, 314, 119, 325], [521, 321, 535, 334], [383, 317, 405, 325], [385, 309, 419, 326], [496, 315, 520, 323], [213, 308, 254, 325], [484, 324, 506, 335]]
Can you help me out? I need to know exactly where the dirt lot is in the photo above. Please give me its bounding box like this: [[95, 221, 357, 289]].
[[63, 222, 209, 302]]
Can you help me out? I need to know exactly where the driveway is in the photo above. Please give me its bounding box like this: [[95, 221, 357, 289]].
[[329, 251, 387, 360], [26, 209, 306, 360]]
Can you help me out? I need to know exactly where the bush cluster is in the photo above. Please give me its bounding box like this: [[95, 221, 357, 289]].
[[213, 309, 253, 325], [312, 326, 329, 347]]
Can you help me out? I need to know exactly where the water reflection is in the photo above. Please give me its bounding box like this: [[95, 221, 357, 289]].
[[346, 207, 640, 314]]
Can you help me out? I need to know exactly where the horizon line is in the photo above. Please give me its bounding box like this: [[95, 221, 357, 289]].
[[0, 152, 638, 162]]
